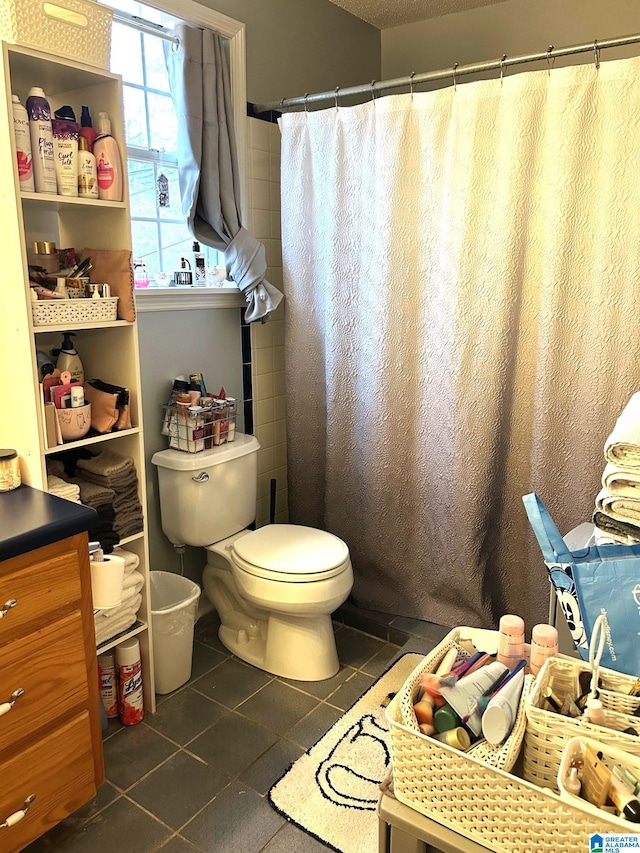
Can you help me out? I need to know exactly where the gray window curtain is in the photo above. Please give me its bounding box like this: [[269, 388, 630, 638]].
[[164, 25, 283, 322]]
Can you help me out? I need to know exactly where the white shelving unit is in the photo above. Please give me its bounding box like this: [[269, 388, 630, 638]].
[[0, 41, 155, 712]]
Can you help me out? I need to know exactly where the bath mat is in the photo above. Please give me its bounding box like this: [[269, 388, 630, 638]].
[[268, 652, 423, 853]]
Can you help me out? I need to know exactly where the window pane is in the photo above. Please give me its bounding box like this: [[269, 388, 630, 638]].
[[160, 221, 194, 277], [147, 93, 177, 152], [157, 165, 182, 220], [128, 160, 157, 217], [131, 220, 159, 275], [110, 24, 143, 85], [143, 33, 170, 92], [123, 86, 148, 147]]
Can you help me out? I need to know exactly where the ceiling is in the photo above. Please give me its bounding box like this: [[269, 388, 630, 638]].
[[326, 0, 510, 29]]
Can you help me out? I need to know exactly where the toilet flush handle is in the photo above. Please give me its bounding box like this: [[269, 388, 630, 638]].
[[192, 472, 209, 483]]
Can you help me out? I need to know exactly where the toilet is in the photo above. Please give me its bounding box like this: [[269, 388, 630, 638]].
[[151, 434, 353, 681]]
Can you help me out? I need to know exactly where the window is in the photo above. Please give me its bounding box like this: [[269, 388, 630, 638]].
[[101, 0, 247, 289]]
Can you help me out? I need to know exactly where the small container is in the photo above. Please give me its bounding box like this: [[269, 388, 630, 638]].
[[497, 614, 525, 667], [529, 624, 559, 676], [0, 449, 20, 491], [29, 240, 59, 274]]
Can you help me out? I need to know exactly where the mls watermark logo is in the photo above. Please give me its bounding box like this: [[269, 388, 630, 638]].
[[591, 834, 640, 851]]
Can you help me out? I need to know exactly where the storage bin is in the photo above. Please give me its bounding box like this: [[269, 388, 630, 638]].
[[386, 627, 632, 853], [31, 296, 118, 326], [0, 0, 113, 69]]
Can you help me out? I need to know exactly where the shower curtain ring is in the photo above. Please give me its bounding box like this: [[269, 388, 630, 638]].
[[409, 71, 416, 99], [500, 54, 507, 85], [303, 93, 309, 113], [452, 62, 459, 91], [334, 86, 340, 109], [371, 80, 376, 101], [593, 39, 601, 70], [546, 45, 555, 75]]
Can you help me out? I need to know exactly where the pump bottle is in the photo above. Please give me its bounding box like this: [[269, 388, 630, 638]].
[[56, 332, 84, 384]]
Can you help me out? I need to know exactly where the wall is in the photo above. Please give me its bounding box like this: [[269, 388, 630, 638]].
[[382, 0, 640, 81]]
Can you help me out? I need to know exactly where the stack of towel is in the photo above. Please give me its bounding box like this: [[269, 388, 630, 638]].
[[594, 392, 640, 544], [77, 450, 144, 540], [47, 474, 81, 504], [69, 477, 119, 553], [94, 547, 145, 646]]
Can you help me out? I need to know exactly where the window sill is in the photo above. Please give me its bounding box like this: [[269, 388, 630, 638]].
[[135, 287, 245, 313]]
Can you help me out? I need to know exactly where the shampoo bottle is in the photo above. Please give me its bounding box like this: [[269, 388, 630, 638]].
[[192, 241, 206, 286], [79, 105, 97, 151], [52, 105, 79, 197], [11, 95, 34, 192], [77, 136, 99, 198], [26, 87, 56, 194], [93, 111, 123, 201], [56, 332, 84, 384]]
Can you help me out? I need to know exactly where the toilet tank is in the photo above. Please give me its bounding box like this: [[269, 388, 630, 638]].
[[151, 434, 260, 547]]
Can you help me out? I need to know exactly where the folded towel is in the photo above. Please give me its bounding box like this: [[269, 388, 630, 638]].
[[605, 392, 640, 467], [114, 516, 144, 539], [69, 477, 116, 507], [95, 599, 141, 646], [80, 470, 138, 491], [111, 547, 140, 573], [48, 475, 81, 503], [596, 488, 640, 526], [47, 459, 66, 478], [593, 510, 640, 544], [601, 462, 640, 498], [78, 450, 135, 479]]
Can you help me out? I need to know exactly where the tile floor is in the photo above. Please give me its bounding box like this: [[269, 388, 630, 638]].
[[27, 612, 449, 853]]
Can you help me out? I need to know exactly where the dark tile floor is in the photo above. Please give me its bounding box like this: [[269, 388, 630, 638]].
[[27, 610, 450, 853]]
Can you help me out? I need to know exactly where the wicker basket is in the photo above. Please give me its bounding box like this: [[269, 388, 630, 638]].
[[0, 0, 112, 69], [524, 655, 640, 790], [387, 629, 635, 853], [31, 297, 118, 326]]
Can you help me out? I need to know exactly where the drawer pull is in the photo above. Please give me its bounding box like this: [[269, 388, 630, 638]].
[[0, 600, 17, 619], [0, 794, 36, 828], [0, 689, 24, 717]]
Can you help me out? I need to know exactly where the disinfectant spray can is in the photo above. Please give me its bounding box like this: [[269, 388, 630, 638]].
[[97, 650, 118, 718], [115, 637, 144, 725]]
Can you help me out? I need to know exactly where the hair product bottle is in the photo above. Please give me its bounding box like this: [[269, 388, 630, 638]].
[[52, 105, 79, 197], [26, 87, 56, 194], [11, 94, 34, 192], [77, 136, 98, 198], [79, 105, 97, 151], [93, 111, 123, 201]]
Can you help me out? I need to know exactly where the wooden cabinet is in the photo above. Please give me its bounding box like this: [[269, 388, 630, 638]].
[[0, 42, 155, 708], [0, 533, 104, 853]]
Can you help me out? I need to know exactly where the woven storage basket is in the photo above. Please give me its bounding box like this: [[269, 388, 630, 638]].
[[558, 736, 640, 833], [524, 655, 640, 790], [387, 628, 634, 853], [31, 297, 118, 326], [0, 0, 113, 69]]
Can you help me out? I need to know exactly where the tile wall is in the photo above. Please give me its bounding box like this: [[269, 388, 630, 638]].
[[245, 117, 288, 527]]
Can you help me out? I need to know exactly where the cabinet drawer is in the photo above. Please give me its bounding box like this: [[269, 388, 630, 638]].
[[0, 544, 82, 635], [0, 712, 97, 853], [0, 611, 89, 754]]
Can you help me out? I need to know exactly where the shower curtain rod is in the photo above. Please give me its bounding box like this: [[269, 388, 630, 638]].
[[253, 32, 640, 114], [111, 9, 180, 45]]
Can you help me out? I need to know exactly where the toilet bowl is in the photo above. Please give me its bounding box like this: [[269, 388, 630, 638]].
[[151, 435, 354, 681]]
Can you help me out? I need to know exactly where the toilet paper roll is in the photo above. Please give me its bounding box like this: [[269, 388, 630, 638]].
[[90, 553, 126, 610]]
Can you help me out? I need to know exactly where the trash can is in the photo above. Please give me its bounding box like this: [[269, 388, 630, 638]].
[[150, 571, 201, 695]]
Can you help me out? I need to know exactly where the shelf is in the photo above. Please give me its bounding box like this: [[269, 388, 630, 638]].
[[21, 192, 127, 211], [118, 531, 145, 547], [96, 620, 148, 655], [43, 427, 142, 455], [33, 319, 134, 334]]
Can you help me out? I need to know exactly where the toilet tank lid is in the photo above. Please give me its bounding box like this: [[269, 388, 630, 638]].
[[151, 433, 260, 471], [233, 524, 350, 575]]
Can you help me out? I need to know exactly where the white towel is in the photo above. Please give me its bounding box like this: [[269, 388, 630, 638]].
[[605, 392, 640, 467], [596, 488, 640, 526], [47, 475, 81, 503], [111, 546, 140, 573], [601, 462, 640, 498], [95, 598, 141, 646]]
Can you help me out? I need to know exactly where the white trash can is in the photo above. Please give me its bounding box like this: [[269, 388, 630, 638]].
[[150, 571, 201, 695]]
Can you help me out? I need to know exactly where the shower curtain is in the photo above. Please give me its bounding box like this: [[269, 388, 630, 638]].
[[279, 56, 640, 631]]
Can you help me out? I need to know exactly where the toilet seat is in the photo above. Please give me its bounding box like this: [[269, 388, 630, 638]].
[[231, 524, 350, 583]]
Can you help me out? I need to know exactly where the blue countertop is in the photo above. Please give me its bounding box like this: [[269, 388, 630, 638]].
[[0, 484, 98, 562]]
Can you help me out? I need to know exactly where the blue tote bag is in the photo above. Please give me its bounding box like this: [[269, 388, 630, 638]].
[[523, 492, 640, 677]]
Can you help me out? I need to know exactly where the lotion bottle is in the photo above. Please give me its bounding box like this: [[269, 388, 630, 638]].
[[11, 95, 34, 192], [56, 332, 84, 384], [26, 87, 56, 194], [77, 136, 99, 198], [93, 111, 123, 201]]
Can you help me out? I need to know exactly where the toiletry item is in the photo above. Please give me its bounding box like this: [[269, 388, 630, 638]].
[[481, 666, 525, 745], [116, 637, 144, 725], [439, 650, 486, 687], [433, 727, 471, 750], [90, 551, 125, 609], [585, 697, 606, 726], [419, 723, 436, 736], [175, 257, 193, 286], [464, 659, 525, 721], [529, 623, 559, 676], [0, 449, 20, 492], [226, 397, 237, 441], [70, 385, 85, 408], [36, 350, 55, 380], [26, 87, 56, 194], [133, 258, 150, 288], [607, 767, 640, 822], [192, 241, 206, 285], [77, 136, 98, 198], [79, 105, 97, 151], [542, 685, 562, 712], [440, 660, 508, 736], [11, 95, 34, 192], [564, 766, 582, 796], [29, 240, 59, 274], [93, 111, 123, 201], [613, 764, 637, 794], [52, 105, 79, 196], [56, 332, 84, 384], [434, 703, 461, 733], [581, 745, 611, 808], [98, 651, 118, 718], [189, 373, 207, 397], [413, 699, 434, 726], [497, 614, 525, 668]]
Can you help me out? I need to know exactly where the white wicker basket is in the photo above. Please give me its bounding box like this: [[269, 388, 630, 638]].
[[0, 0, 113, 69], [524, 655, 640, 790], [387, 628, 635, 853], [31, 297, 118, 326]]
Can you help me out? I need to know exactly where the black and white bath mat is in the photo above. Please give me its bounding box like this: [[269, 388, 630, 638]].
[[268, 653, 422, 853]]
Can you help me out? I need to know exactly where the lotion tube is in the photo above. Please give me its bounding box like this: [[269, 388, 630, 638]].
[[440, 661, 508, 736], [481, 667, 525, 745]]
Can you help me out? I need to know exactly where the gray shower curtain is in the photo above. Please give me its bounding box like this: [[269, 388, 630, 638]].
[[280, 56, 640, 631], [165, 25, 283, 322]]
